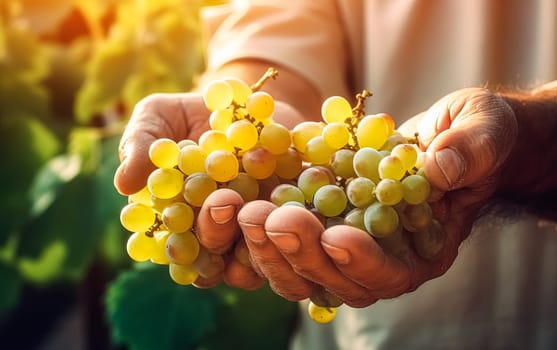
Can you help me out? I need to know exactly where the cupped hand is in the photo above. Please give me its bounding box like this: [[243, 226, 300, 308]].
[[231, 87, 518, 307]]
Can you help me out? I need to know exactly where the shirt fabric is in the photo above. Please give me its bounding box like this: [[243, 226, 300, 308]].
[[201, 1, 557, 349]]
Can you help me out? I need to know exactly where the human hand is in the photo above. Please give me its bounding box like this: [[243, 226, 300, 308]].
[[230, 87, 517, 307]]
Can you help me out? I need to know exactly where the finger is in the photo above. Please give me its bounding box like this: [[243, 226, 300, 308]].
[[223, 257, 266, 290], [238, 201, 315, 301], [196, 188, 244, 254], [264, 206, 372, 307]]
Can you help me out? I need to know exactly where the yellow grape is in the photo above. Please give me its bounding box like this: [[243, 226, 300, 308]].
[[203, 80, 233, 111], [322, 122, 350, 149], [226, 119, 258, 150], [183, 172, 217, 207], [270, 183, 305, 206], [120, 202, 156, 232], [151, 193, 185, 214], [380, 134, 407, 152], [391, 144, 418, 170], [241, 146, 276, 179], [353, 147, 383, 183], [198, 130, 234, 153], [274, 148, 303, 179], [150, 230, 171, 265], [401, 174, 431, 204], [375, 178, 404, 206], [165, 230, 200, 265], [321, 95, 353, 124], [297, 167, 333, 202], [291, 121, 323, 155], [227, 172, 259, 202], [126, 232, 156, 262], [209, 108, 233, 132], [305, 136, 335, 165], [161, 202, 195, 233], [205, 150, 239, 183], [169, 263, 199, 285], [149, 138, 180, 169], [356, 114, 389, 149], [177, 139, 196, 149], [147, 168, 184, 199], [128, 186, 153, 206], [378, 155, 406, 180], [259, 123, 291, 155], [224, 76, 252, 105], [378, 112, 395, 135], [178, 145, 206, 175], [246, 91, 274, 120], [307, 302, 337, 324]]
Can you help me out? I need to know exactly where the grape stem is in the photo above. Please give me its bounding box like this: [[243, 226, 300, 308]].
[[250, 67, 279, 91], [145, 216, 163, 238]]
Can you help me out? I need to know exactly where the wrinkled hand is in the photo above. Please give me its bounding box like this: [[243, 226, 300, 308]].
[[224, 87, 518, 307]]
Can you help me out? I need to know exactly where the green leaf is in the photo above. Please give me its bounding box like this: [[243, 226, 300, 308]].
[[18, 240, 67, 284], [68, 127, 101, 173], [106, 265, 218, 350], [0, 261, 23, 316]]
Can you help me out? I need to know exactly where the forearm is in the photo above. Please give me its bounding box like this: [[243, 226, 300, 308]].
[[495, 81, 557, 219]]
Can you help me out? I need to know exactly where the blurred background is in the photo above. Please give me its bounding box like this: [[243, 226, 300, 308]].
[[0, 0, 297, 349]]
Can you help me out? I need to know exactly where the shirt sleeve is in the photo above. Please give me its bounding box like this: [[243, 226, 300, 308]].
[[200, 0, 349, 98]]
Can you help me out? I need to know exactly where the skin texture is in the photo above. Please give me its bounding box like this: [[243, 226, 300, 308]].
[[114, 59, 557, 305]]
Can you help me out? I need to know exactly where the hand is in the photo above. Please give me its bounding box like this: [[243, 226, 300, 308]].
[[229, 87, 517, 307]]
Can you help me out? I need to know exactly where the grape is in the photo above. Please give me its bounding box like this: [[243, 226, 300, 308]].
[[193, 246, 225, 279], [209, 108, 233, 132], [241, 146, 276, 179], [259, 123, 291, 155], [147, 168, 184, 199], [224, 76, 252, 105], [345, 177, 375, 208], [313, 184, 347, 217], [165, 231, 200, 265], [178, 144, 206, 175], [401, 174, 430, 204], [305, 136, 335, 165], [126, 232, 156, 262], [257, 173, 281, 200], [161, 202, 194, 233], [274, 148, 303, 179], [205, 150, 239, 183], [198, 130, 234, 153], [270, 183, 305, 206], [226, 119, 258, 150], [353, 147, 382, 183], [177, 139, 196, 149], [413, 219, 445, 261], [380, 134, 407, 152], [227, 172, 259, 202], [344, 208, 366, 231], [183, 172, 217, 207], [322, 122, 349, 149], [150, 230, 171, 265], [375, 226, 411, 260], [128, 186, 153, 206], [356, 114, 389, 149], [151, 193, 185, 213], [169, 263, 199, 285], [203, 79, 233, 111], [120, 203, 157, 232], [374, 178, 403, 206], [378, 155, 406, 180], [291, 121, 323, 155], [364, 202, 400, 238], [234, 239, 251, 266], [297, 167, 333, 201], [391, 144, 418, 171], [321, 95, 352, 123], [246, 91, 274, 120], [379, 113, 395, 135], [330, 149, 356, 179], [307, 302, 337, 324], [149, 138, 180, 169], [401, 201, 433, 233]]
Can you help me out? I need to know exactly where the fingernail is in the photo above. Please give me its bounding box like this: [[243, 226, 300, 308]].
[[267, 231, 301, 254], [209, 205, 236, 225], [435, 148, 465, 188], [321, 242, 351, 264], [240, 222, 267, 244]]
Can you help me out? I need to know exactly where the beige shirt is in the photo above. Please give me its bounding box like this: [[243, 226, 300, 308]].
[[202, 1, 557, 349]]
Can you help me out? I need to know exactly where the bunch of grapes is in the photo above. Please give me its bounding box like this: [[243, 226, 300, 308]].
[[118, 68, 445, 325]]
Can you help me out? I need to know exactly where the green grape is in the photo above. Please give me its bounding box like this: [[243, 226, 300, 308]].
[[310, 287, 343, 307], [241, 146, 276, 179], [330, 149, 356, 179], [165, 230, 200, 265], [169, 263, 199, 285], [205, 150, 239, 183], [226, 119, 258, 150], [120, 203, 157, 232], [149, 138, 180, 169], [147, 168, 184, 199], [126, 232, 156, 262], [183, 172, 217, 207], [209, 108, 233, 132], [297, 167, 333, 201], [375, 178, 404, 206], [246, 91, 274, 120], [345, 177, 376, 208], [402, 174, 431, 204], [322, 122, 350, 149], [364, 202, 399, 238], [178, 144, 206, 175], [177, 139, 197, 149], [413, 219, 445, 261], [193, 246, 225, 279], [128, 186, 153, 206], [305, 136, 335, 165], [198, 130, 234, 153], [150, 230, 171, 265], [321, 95, 353, 123], [274, 147, 303, 179], [380, 134, 407, 152], [308, 301, 337, 324], [353, 147, 383, 183], [291, 121, 323, 155], [313, 184, 347, 217], [356, 114, 389, 149], [344, 208, 366, 231], [391, 144, 418, 171], [401, 201, 433, 233], [203, 79, 234, 111], [162, 202, 195, 233], [270, 183, 305, 206], [378, 155, 406, 180], [224, 76, 252, 105], [259, 123, 291, 155], [227, 172, 259, 202]]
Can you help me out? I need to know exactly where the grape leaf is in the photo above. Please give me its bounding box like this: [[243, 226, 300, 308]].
[[0, 261, 23, 316], [106, 264, 218, 350]]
